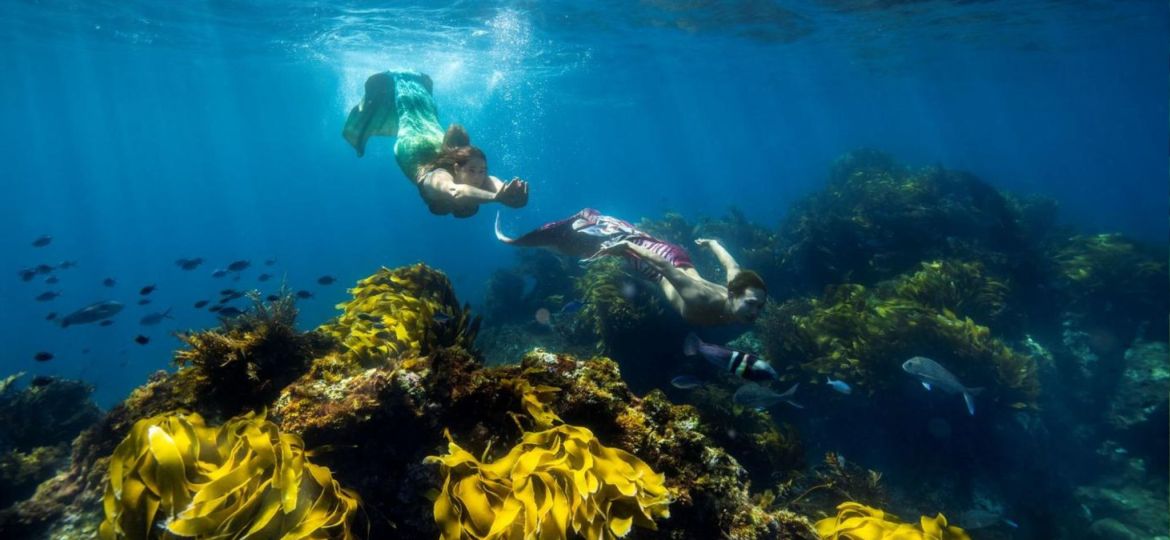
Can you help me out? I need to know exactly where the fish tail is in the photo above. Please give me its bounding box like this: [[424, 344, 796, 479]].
[[963, 391, 977, 416], [683, 332, 701, 357], [494, 212, 517, 244], [780, 383, 804, 409], [779, 382, 800, 398]]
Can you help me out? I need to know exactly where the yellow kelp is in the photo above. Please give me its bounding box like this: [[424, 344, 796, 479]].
[[815, 502, 970, 540], [319, 264, 479, 369], [426, 424, 670, 540], [99, 411, 359, 540]]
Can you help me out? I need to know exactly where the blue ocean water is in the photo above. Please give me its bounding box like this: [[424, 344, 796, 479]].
[[0, 0, 1165, 414]]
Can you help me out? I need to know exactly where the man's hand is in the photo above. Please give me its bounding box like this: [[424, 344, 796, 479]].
[[584, 240, 634, 262], [495, 178, 529, 208]]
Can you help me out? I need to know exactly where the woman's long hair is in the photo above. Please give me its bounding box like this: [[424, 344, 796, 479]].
[[418, 123, 486, 178]]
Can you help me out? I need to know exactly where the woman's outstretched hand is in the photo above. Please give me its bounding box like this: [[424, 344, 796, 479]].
[[496, 178, 529, 208]]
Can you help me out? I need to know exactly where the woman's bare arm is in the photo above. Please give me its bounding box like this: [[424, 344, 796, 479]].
[[425, 170, 500, 204]]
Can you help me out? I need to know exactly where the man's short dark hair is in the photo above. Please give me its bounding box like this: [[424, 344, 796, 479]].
[[728, 270, 766, 297]]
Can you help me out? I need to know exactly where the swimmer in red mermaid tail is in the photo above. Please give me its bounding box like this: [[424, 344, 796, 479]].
[[496, 208, 767, 326], [342, 71, 528, 218]]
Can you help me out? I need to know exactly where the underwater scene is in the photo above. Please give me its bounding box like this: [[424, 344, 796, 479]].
[[0, 1, 1167, 539]]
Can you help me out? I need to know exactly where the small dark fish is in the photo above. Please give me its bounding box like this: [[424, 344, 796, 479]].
[[317, 275, 336, 285], [19, 269, 37, 282], [81, 348, 90, 354], [99, 320, 115, 327], [219, 288, 237, 296], [264, 258, 277, 266], [30, 375, 55, 387], [211, 269, 229, 278], [134, 335, 150, 345], [103, 277, 117, 287], [57, 260, 77, 269], [60, 300, 123, 327], [45, 275, 59, 284], [733, 382, 803, 410], [32, 235, 52, 247], [373, 331, 392, 340], [137, 299, 152, 306], [670, 375, 703, 390], [45, 312, 57, 321], [175, 257, 204, 270], [217, 307, 244, 317], [34, 351, 53, 362], [433, 311, 452, 323], [257, 273, 272, 282], [208, 305, 223, 313], [139, 285, 156, 295], [357, 313, 377, 321], [140, 308, 173, 326], [36, 291, 61, 301], [217, 296, 233, 305], [193, 300, 210, 308], [560, 300, 585, 314], [683, 333, 778, 382], [34, 264, 54, 274], [265, 294, 280, 302], [295, 290, 314, 299], [227, 260, 250, 272], [902, 356, 982, 415]]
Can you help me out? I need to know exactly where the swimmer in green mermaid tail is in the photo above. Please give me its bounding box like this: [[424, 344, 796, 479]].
[[343, 71, 528, 217]]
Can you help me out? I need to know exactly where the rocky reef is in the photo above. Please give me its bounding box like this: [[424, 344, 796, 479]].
[[1, 150, 1165, 539], [0, 264, 823, 539]]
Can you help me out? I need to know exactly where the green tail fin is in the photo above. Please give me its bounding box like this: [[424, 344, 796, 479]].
[[342, 72, 399, 157]]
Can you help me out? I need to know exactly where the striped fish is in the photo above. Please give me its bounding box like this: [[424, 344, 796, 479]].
[[683, 333, 778, 382]]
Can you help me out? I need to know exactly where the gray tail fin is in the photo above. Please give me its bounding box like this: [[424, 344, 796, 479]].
[[683, 333, 701, 357], [780, 382, 804, 409]]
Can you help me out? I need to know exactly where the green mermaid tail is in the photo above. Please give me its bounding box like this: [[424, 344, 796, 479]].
[[342, 71, 443, 180], [342, 72, 397, 157]]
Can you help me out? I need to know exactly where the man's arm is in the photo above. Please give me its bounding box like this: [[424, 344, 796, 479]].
[[696, 238, 741, 280], [597, 241, 696, 291]]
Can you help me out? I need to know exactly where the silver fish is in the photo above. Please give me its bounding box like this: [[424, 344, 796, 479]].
[[959, 508, 1018, 530], [60, 301, 123, 328], [139, 308, 173, 326], [902, 356, 982, 415], [684, 333, 777, 382], [670, 375, 702, 390], [733, 382, 803, 410]]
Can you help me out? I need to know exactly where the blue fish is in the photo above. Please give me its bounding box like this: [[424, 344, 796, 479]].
[[733, 382, 803, 410], [902, 356, 982, 415], [825, 377, 852, 395], [670, 375, 702, 390], [560, 300, 584, 314], [683, 333, 777, 382]]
